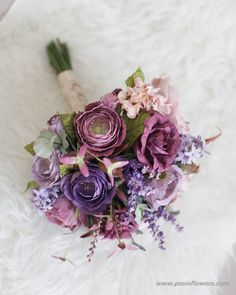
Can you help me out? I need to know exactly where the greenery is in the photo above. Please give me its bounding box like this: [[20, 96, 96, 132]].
[[24, 141, 35, 156], [24, 180, 38, 192], [125, 67, 145, 87], [59, 113, 77, 149], [123, 110, 150, 147], [47, 39, 72, 74], [33, 129, 69, 158]]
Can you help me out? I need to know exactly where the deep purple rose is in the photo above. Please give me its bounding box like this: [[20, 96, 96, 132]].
[[136, 112, 181, 172], [32, 152, 60, 187], [61, 165, 116, 214], [75, 102, 126, 157]]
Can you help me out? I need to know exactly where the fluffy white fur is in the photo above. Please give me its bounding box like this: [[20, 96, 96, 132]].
[[0, 0, 236, 294]]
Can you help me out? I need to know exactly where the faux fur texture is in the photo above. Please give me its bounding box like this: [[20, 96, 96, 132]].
[[0, 0, 236, 294]]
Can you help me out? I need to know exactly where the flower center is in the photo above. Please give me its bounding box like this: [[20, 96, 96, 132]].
[[78, 181, 96, 197], [89, 117, 110, 135]]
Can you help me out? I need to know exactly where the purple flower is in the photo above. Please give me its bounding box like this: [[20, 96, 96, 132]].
[[124, 159, 148, 213], [101, 89, 121, 110], [143, 207, 183, 249], [32, 184, 60, 212], [175, 134, 207, 165], [145, 165, 183, 209], [46, 197, 79, 230], [74, 102, 126, 157], [61, 165, 116, 214], [47, 114, 64, 135], [136, 112, 181, 172], [32, 152, 60, 187]]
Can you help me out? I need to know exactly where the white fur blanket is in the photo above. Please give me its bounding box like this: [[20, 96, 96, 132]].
[[0, 0, 236, 294]]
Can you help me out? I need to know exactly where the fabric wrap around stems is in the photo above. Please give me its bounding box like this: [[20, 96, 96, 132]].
[[57, 70, 87, 112]]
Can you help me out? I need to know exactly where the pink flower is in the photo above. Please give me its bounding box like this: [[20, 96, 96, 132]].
[[103, 158, 129, 186], [59, 144, 89, 177], [118, 77, 173, 119], [152, 77, 189, 133], [46, 197, 79, 230]]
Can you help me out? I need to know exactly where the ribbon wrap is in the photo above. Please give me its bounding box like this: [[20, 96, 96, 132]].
[[57, 70, 86, 112]]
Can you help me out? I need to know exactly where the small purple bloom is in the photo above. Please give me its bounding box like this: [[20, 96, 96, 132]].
[[32, 152, 60, 187], [124, 159, 149, 213], [175, 134, 207, 165], [32, 184, 60, 212], [61, 165, 116, 214], [136, 112, 181, 172], [47, 114, 64, 135]]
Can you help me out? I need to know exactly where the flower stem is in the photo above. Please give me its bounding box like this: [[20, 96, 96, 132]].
[[47, 39, 72, 74]]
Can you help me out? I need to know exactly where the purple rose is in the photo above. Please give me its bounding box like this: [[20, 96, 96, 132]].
[[46, 197, 79, 230], [47, 114, 64, 135], [32, 152, 60, 187], [145, 165, 183, 209], [75, 102, 126, 157], [61, 165, 116, 214], [136, 112, 181, 172]]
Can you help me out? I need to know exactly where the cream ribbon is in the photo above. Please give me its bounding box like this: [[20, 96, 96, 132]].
[[57, 70, 86, 112]]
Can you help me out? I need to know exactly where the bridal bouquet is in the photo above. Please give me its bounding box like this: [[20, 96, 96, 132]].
[[24, 40, 219, 261]]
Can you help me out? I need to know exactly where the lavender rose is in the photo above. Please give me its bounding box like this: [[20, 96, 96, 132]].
[[32, 152, 60, 187], [46, 197, 79, 230], [61, 165, 116, 214], [75, 102, 126, 157], [136, 112, 181, 172], [145, 165, 183, 209]]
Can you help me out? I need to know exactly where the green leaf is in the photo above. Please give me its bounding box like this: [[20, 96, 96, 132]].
[[51, 129, 69, 153], [33, 130, 55, 158], [59, 113, 77, 148], [135, 203, 148, 222], [125, 67, 145, 87], [59, 164, 72, 176], [135, 229, 144, 235], [24, 180, 38, 192], [59, 164, 78, 176], [159, 172, 167, 179], [24, 142, 35, 156], [131, 238, 146, 251], [123, 111, 150, 147]]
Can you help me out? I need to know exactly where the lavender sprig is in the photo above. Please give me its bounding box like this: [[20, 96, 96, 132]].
[[143, 208, 166, 250], [86, 231, 98, 262], [143, 207, 183, 249]]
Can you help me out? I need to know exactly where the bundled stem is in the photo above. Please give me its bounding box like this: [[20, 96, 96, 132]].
[[47, 39, 72, 74], [46, 39, 86, 111]]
